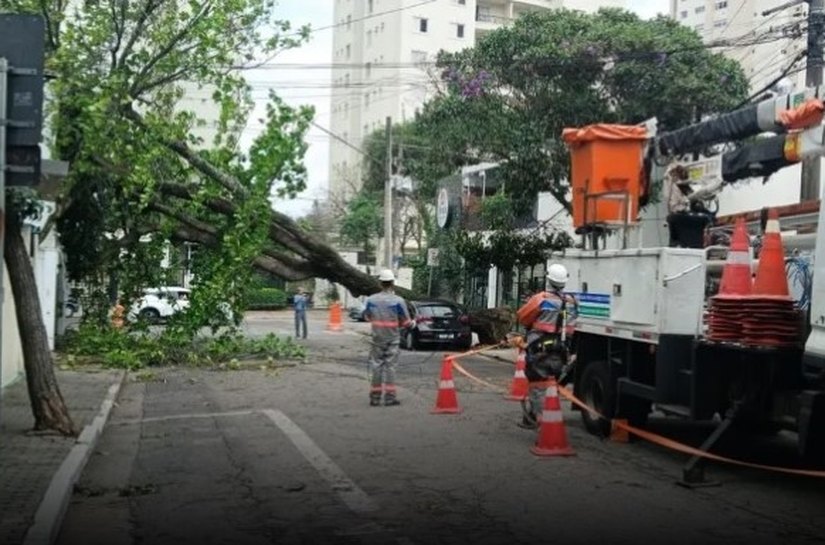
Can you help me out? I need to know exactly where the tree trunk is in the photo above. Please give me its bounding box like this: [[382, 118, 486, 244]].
[[4, 212, 77, 436], [469, 307, 516, 345]]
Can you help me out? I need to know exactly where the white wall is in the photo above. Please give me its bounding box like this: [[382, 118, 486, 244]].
[[1, 264, 24, 388]]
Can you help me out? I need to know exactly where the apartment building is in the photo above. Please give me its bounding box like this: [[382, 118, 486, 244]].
[[670, 0, 813, 214], [328, 0, 626, 200]]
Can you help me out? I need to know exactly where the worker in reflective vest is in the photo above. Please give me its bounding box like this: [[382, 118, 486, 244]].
[[364, 269, 412, 407], [518, 263, 578, 429]]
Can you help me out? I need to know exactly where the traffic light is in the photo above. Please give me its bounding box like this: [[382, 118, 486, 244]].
[[0, 14, 46, 187]]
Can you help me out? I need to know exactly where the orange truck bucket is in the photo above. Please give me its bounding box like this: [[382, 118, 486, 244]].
[[562, 124, 648, 230]]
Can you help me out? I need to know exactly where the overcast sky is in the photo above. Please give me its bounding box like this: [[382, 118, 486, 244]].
[[241, 0, 671, 218]]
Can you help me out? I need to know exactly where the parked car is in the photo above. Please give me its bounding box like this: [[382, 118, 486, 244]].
[[402, 300, 472, 351], [128, 287, 191, 323]]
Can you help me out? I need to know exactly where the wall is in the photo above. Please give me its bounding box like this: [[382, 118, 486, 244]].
[[1, 264, 24, 388]]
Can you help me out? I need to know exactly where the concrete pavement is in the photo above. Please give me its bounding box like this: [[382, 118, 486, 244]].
[[53, 321, 825, 545]]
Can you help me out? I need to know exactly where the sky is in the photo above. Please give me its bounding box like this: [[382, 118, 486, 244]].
[[241, 0, 671, 219]]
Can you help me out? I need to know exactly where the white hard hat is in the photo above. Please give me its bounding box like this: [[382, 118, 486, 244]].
[[547, 263, 569, 287], [378, 269, 395, 282]]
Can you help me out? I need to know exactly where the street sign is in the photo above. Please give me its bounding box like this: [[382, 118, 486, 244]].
[[436, 188, 450, 228], [0, 15, 45, 147], [427, 248, 439, 267]]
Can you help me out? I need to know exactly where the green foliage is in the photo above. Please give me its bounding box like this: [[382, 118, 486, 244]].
[[413, 8, 748, 209], [61, 325, 305, 370], [1, 0, 316, 333], [325, 285, 341, 302], [245, 287, 287, 310], [339, 191, 383, 256]]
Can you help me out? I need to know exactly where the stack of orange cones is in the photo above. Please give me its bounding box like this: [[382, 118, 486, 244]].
[[743, 209, 802, 347], [707, 217, 752, 342], [706, 210, 803, 348], [530, 378, 575, 457], [504, 350, 529, 401], [432, 356, 462, 414], [326, 302, 343, 332]]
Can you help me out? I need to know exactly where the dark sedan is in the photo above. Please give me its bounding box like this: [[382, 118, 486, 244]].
[[402, 300, 472, 351]]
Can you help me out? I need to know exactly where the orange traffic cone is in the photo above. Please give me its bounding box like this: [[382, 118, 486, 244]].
[[432, 355, 461, 414], [753, 209, 790, 298], [718, 217, 753, 297], [327, 302, 343, 332], [504, 349, 529, 401], [530, 378, 575, 457]]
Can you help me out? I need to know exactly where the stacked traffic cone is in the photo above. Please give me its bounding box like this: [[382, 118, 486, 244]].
[[743, 209, 802, 347], [432, 355, 462, 414], [504, 350, 529, 401], [707, 217, 752, 342], [530, 378, 575, 457], [326, 302, 343, 332]]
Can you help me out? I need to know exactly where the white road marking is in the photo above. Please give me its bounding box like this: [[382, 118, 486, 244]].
[[262, 409, 378, 514], [112, 409, 256, 426]]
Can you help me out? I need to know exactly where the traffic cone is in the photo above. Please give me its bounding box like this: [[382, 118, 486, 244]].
[[753, 208, 790, 298], [432, 355, 461, 414], [718, 217, 752, 297], [326, 302, 343, 332], [530, 378, 575, 457], [610, 419, 630, 443], [504, 349, 529, 401]]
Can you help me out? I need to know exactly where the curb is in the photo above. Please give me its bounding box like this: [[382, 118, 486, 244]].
[[22, 370, 127, 545]]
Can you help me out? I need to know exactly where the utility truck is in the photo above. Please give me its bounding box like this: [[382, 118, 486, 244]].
[[555, 90, 825, 484]]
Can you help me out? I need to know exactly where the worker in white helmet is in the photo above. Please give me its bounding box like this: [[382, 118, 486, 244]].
[[517, 263, 579, 429], [364, 269, 412, 406]]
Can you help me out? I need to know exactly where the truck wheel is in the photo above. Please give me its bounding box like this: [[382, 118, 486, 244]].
[[578, 360, 615, 437]]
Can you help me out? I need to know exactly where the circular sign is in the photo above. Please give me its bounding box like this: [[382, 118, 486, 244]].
[[436, 188, 450, 229]]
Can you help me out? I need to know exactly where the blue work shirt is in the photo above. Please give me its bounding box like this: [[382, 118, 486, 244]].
[[294, 294, 308, 313]]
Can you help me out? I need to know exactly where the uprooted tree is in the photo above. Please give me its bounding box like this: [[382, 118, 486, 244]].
[[2, 0, 389, 435]]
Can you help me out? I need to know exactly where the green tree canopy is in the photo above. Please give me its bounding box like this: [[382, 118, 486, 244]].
[[410, 8, 749, 211]]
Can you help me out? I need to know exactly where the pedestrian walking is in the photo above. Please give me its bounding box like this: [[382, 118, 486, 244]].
[[294, 287, 309, 339], [364, 269, 412, 407]]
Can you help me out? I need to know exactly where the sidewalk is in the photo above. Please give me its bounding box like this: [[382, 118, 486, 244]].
[[0, 368, 124, 545]]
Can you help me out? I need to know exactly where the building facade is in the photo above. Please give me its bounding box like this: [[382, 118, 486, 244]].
[[670, 0, 814, 214], [328, 0, 626, 200]]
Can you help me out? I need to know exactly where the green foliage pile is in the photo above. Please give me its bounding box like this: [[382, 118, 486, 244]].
[[61, 325, 305, 370], [245, 288, 288, 310]]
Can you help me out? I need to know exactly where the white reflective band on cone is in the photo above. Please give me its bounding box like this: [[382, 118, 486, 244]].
[[515, 371, 526, 378], [766, 219, 780, 233], [546, 386, 558, 397], [439, 380, 455, 389], [726, 250, 750, 264], [542, 410, 563, 423]]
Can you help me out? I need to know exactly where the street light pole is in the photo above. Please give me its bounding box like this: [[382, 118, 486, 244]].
[[0, 58, 7, 421], [383, 116, 393, 270]]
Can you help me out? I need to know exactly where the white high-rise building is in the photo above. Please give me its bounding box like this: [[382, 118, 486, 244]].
[[670, 0, 813, 215], [328, 0, 626, 200]]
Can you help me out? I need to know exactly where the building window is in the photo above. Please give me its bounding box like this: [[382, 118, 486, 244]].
[[456, 0, 466, 4], [695, 6, 705, 13], [344, 74, 350, 87], [680, 10, 688, 18], [367, 30, 372, 46], [365, 62, 372, 77], [455, 23, 465, 38], [695, 23, 704, 31], [417, 17, 428, 33], [346, 44, 351, 59], [715, 1, 728, 8], [714, 19, 727, 28], [368, 0, 374, 13], [347, 14, 351, 29], [364, 92, 370, 107]]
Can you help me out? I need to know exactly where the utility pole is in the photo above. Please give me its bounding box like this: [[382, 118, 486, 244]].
[[383, 116, 393, 270], [802, 0, 825, 200], [0, 58, 7, 422]]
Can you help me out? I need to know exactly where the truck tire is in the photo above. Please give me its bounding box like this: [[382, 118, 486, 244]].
[[578, 360, 615, 437]]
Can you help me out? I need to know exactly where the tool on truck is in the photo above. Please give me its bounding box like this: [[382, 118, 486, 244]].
[[557, 89, 825, 485]]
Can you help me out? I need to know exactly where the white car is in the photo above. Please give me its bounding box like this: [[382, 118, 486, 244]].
[[128, 287, 191, 323]]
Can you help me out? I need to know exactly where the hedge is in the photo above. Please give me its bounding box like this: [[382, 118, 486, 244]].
[[245, 287, 287, 310]]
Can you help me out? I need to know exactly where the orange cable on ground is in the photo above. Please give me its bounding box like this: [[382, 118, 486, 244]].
[[557, 385, 825, 479]]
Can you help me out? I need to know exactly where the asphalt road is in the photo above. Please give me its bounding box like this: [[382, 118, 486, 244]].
[[56, 311, 825, 545]]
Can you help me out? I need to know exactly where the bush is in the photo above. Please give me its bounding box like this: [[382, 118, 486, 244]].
[[245, 287, 287, 310]]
